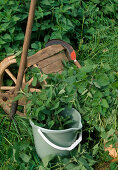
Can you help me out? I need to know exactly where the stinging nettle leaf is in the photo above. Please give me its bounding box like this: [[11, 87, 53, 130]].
[[87, 92, 93, 98], [31, 43, 39, 49], [50, 31, 62, 40], [48, 120, 54, 128], [92, 143, 99, 156], [101, 99, 109, 108], [19, 153, 31, 163], [3, 34, 11, 41], [41, 0, 50, 5], [32, 77, 37, 87], [14, 33, 24, 41], [51, 102, 60, 110], [96, 73, 109, 87], [13, 94, 23, 101], [54, 108, 64, 115], [59, 89, 65, 95]]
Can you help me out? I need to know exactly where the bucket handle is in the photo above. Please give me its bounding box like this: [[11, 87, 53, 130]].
[[37, 128, 82, 151]]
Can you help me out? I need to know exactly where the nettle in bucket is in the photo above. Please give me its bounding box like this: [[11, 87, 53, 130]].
[[17, 68, 82, 160]]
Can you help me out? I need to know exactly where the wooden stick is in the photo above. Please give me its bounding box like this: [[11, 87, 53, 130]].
[[15, 0, 37, 93], [74, 60, 81, 68], [10, 0, 37, 117], [30, 88, 41, 92], [0, 86, 15, 90], [5, 69, 17, 84], [27, 77, 34, 86]]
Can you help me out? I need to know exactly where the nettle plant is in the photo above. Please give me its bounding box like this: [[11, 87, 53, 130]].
[[18, 60, 118, 135], [18, 67, 77, 130], [1, 0, 118, 64], [0, 0, 29, 60], [75, 60, 118, 147]]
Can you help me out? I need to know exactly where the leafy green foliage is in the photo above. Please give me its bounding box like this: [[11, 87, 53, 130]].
[[0, 0, 28, 59], [0, 0, 117, 61], [0, 0, 118, 169], [23, 85, 76, 130]]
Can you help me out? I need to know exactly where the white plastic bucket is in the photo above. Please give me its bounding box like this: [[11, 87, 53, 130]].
[[30, 108, 82, 159]]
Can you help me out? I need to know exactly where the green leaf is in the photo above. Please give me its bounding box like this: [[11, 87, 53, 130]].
[[24, 84, 29, 93], [92, 143, 99, 156], [101, 99, 109, 108], [48, 120, 54, 128], [79, 157, 90, 169], [35, 106, 45, 117], [31, 42, 41, 50], [103, 63, 111, 71], [59, 89, 65, 95], [9, 27, 15, 34], [13, 94, 23, 102], [77, 84, 86, 94], [105, 4, 114, 13], [112, 81, 118, 89], [46, 86, 52, 98], [66, 163, 79, 170], [51, 102, 59, 110], [81, 64, 95, 73], [54, 108, 64, 115], [43, 11, 51, 16], [32, 77, 37, 87], [67, 19, 73, 27], [40, 113, 45, 121], [44, 35, 50, 43], [41, 0, 50, 5], [63, 119, 74, 126], [35, 108, 41, 116], [19, 153, 31, 163], [26, 102, 33, 114], [0, 38, 6, 45], [50, 32, 62, 39], [5, 46, 14, 54], [38, 91, 47, 100], [38, 74, 48, 82], [31, 43, 39, 49], [32, 22, 40, 31], [107, 128, 115, 138], [82, 89, 88, 95], [96, 73, 109, 87], [42, 155, 55, 167], [38, 166, 44, 170], [87, 27, 95, 34], [36, 7, 43, 19], [110, 162, 118, 170], [65, 86, 73, 94], [12, 16, 20, 22], [0, 23, 9, 32], [14, 33, 24, 41], [87, 92, 92, 98], [93, 82, 100, 88], [3, 34, 11, 42], [36, 100, 43, 106]]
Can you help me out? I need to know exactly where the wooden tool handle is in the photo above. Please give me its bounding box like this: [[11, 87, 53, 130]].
[[15, 0, 37, 92], [74, 60, 81, 68], [10, 0, 37, 117]]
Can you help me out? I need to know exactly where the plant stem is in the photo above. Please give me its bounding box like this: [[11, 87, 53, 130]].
[[57, 114, 63, 129], [4, 137, 13, 146]]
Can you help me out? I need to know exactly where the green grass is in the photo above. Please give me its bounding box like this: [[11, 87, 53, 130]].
[[79, 26, 118, 71]]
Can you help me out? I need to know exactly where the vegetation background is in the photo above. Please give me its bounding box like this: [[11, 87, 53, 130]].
[[0, 0, 118, 169]]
